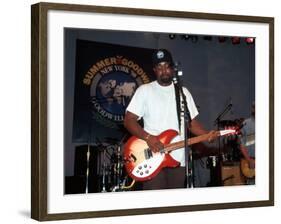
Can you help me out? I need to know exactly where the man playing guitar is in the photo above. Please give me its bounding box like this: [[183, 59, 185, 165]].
[[124, 49, 218, 190]]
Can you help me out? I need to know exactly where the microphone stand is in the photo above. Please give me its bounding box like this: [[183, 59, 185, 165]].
[[211, 102, 232, 186], [214, 102, 232, 126], [173, 66, 193, 188], [214, 102, 233, 158], [214, 103, 232, 159]]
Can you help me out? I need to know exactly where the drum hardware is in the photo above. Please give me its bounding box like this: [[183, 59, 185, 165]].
[[73, 134, 134, 193], [85, 144, 91, 193], [110, 144, 123, 192], [101, 148, 109, 193], [110, 144, 135, 192], [112, 134, 136, 191], [210, 156, 217, 167], [96, 134, 135, 193], [82, 143, 108, 193]]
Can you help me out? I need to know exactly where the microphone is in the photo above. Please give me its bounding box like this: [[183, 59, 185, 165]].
[[174, 61, 183, 76], [173, 61, 182, 84], [229, 97, 233, 107]]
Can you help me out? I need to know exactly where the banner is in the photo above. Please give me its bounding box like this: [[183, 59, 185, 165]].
[[72, 39, 155, 143]]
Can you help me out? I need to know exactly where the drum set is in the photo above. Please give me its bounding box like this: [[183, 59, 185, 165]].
[[84, 139, 134, 193]]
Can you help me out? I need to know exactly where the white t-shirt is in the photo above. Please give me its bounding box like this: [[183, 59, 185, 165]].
[[126, 81, 199, 166]]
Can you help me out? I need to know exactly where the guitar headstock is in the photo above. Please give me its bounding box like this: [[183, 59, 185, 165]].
[[219, 127, 239, 137], [217, 118, 244, 136]]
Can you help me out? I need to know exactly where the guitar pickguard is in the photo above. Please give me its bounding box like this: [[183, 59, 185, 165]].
[[131, 153, 164, 179]]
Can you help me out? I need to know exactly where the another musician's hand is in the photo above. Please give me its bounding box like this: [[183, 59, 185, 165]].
[[207, 130, 219, 143], [249, 158, 255, 169], [146, 135, 164, 153]]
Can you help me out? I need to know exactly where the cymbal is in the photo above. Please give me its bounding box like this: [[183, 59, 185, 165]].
[[218, 120, 237, 127], [218, 118, 244, 128]]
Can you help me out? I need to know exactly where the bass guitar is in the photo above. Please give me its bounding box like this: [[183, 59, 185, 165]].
[[123, 129, 236, 182]]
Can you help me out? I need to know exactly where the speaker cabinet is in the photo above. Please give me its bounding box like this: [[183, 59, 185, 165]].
[[221, 163, 245, 186], [71, 145, 103, 193]]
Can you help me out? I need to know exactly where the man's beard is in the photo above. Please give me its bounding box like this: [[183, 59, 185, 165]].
[[159, 75, 173, 84]]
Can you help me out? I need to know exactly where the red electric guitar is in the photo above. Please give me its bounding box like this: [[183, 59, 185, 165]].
[[123, 129, 236, 182]]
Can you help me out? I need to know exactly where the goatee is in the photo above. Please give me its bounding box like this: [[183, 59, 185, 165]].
[[160, 75, 173, 85]]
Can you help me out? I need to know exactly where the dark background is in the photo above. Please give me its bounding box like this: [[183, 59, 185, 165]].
[[64, 28, 255, 187]]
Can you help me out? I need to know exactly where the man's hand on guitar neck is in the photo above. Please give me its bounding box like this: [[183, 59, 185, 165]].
[[248, 158, 255, 169], [207, 130, 220, 143]]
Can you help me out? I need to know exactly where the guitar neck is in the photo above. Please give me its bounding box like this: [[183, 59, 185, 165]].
[[164, 133, 211, 153]]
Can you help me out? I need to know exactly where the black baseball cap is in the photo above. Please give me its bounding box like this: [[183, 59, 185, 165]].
[[152, 49, 174, 67]]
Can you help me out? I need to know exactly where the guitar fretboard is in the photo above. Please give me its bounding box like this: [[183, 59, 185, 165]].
[[164, 133, 212, 153], [164, 129, 235, 153]]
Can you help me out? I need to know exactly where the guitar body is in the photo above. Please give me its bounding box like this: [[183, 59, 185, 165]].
[[240, 158, 255, 178], [123, 129, 180, 182]]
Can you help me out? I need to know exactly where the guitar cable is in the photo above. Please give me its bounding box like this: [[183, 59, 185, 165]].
[[121, 179, 136, 190]]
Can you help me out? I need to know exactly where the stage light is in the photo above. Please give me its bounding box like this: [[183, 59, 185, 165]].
[[245, 37, 255, 44], [203, 36, 212, 41], [190, 35, 198, 43], [231, 37, 240, 45], [218, 36, 227, 43], [181, 34, 190, 40], [168, 34, 176, 39]]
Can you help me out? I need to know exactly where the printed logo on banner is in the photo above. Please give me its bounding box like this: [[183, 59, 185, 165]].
[[83, 56, 150, 128]]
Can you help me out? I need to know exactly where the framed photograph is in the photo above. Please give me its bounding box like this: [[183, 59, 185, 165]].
[[31, 2, 274, 221]]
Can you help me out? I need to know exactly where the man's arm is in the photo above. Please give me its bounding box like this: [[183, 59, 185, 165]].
[[124, 111, 164, 152], [239, 144, 255, 168], [190, 118, 217, 142], [190, 118, 208, 136], [124, 111, 148, 141]]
